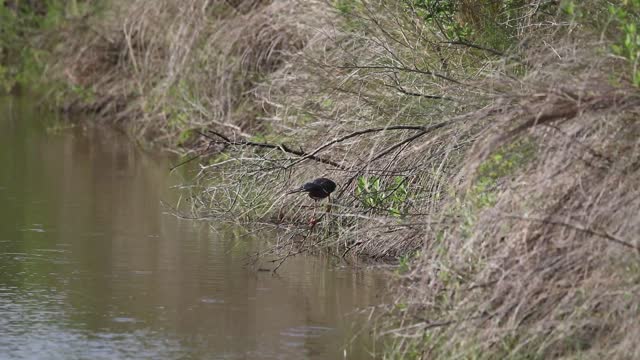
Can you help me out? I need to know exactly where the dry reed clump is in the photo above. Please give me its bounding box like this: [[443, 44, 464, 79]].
[[47, 0, 327, 145], [49, 0, 180, 121], [386, 41, 640, 359]]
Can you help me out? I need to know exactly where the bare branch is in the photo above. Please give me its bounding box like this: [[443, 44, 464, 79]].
[[200, 130, 346, 169], [502, 214, 640, 252], [337, 64, 463, 85], [288, 125, 428, 167], [440, 40, 505, 57]]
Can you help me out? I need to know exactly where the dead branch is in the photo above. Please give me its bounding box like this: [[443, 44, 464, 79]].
[[201, 130, 346, 169], [501, 214, 640, 252], [335, 117, 464, 198], [370, 118, 456, 163], [287, 125, 428, 167], [337, 64, 463, 85], [440, 40, 505, 57], [384, 73, 454, 100], [198, 123, 444, 171]]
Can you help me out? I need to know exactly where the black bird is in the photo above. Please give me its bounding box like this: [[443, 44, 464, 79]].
[[288, 177, 337, 201], [288, 177, 337, 225]]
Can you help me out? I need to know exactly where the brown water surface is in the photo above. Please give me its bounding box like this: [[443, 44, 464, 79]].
[[0, 96, 386, 359]]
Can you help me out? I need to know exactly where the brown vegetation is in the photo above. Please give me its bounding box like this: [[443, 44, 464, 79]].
[[47, 0, 329, 143], [389, 43, 640, 358]]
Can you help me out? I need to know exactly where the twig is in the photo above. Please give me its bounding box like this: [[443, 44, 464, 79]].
[[374, 118, 460, 163], [440, 40, 505, 57], [342, 241, 365, 258], [337, 64, 462, 85], [169, 151, 205, 172], [201, 130, 346, 169], [200, 124, 442, 171], [502, 214, 640, 252], [383, 82, 453, 100], [384, 72, 454, 100], [271, 230, 312, 273], [335, 117, 461, 198], [288, 125, 427, 167]]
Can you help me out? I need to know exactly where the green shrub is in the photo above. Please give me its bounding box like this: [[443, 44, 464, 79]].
[[355, 176, 409, 217], [609, 0, 640, 86]]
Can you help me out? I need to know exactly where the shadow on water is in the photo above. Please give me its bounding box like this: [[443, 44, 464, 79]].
[[0, 96, 388, 359]]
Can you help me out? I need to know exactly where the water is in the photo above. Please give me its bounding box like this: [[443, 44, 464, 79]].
[[0, 96, 387, 359]]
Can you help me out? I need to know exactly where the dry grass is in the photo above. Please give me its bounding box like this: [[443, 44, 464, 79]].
[[47, 0, 328, 145], [384, 37, 640, 359]]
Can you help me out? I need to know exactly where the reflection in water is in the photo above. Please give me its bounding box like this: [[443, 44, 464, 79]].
[[0, 97, 387, 359]]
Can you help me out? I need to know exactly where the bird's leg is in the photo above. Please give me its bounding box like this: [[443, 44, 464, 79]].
[[309, 200, 318, 227], [326, 194, 332, 214]]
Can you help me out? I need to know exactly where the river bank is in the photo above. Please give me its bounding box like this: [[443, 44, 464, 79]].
[[4, 0, 640, 358]]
